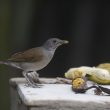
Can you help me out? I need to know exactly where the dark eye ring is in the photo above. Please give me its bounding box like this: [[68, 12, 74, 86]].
[[53, 40, 57, 43]]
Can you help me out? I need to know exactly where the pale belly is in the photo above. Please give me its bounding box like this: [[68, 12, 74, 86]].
[[13, 48, 54, 71]]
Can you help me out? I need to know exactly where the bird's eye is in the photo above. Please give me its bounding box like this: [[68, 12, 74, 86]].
[[53, 40, 57, 43]]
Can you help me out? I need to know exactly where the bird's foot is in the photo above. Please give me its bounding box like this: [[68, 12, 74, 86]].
[[23, 71, 43, 88], [30, 83, 43, 88], [24, 82, 43, 88], [28, 71, 42, 84]]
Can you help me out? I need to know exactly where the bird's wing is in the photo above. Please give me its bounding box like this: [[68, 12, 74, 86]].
[[8, 47, 44, 62]]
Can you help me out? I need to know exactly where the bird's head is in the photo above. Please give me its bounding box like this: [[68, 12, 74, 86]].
[[43, 38, 69, 51]]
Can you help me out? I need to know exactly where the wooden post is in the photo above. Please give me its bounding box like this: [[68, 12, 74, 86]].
[[10, 78, 110, 110]]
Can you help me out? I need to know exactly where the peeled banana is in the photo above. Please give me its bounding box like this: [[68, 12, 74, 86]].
[[65, 66, 110, 85]]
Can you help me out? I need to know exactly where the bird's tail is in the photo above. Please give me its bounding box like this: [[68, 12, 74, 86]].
[[0, 61, 22, 69], [0, 61, 9, 65]]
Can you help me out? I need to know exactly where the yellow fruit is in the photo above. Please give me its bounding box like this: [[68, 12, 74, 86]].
[[65, 66, 110, 85]]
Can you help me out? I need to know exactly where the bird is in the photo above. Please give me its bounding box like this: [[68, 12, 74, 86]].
[[0, 38, 69, 87]]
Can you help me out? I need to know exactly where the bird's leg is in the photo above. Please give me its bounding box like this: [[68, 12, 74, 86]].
[[22, 71, 36, 87], [27, 71, 43, 87], [30, 71, 41, 83], [22, 71, 31, 85], [22, 71, 42, 88]]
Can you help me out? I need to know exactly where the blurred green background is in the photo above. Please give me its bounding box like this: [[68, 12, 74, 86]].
[[1, 0, 110, 110]]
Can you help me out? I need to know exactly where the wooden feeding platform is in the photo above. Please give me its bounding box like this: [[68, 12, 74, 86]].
[[10, 78, 110, 110]]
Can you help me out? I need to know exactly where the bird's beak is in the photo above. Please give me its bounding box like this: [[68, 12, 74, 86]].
[[62, 40, 69, 44]]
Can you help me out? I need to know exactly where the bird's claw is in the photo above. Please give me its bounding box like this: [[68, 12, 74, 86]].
[[24, 82, 43, 88], [31, 84, 43, 88], [23, 71, 43, 88]]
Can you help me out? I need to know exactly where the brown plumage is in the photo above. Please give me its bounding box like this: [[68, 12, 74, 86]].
[[8, 47, 44, 62]]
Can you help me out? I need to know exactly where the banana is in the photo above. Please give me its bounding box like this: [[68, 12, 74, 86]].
[[97, 63, 110, 73], [65, 66, 110, 85], [87, 74, 110, 84]]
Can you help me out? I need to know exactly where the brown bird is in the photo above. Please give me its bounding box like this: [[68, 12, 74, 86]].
[[0, 38, 69, 87]]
